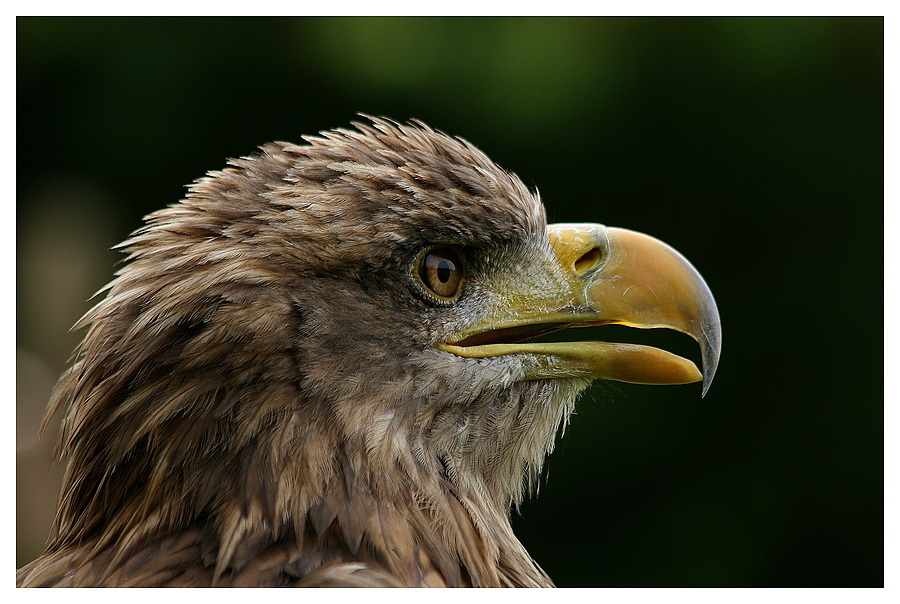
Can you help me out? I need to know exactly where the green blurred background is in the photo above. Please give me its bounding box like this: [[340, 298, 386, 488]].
[[16, 17, 882, 586]]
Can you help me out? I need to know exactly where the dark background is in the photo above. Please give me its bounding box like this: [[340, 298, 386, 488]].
[[16, 17, 882, 586]]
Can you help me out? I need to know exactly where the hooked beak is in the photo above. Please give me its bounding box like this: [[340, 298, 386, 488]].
[[439, 223, 721, 396]]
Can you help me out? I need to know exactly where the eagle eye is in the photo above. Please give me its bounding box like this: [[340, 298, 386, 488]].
[[417, 247, 464, 301]]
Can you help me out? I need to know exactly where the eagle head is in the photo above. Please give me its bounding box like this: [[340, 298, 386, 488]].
[[19, 118, 720, 587]]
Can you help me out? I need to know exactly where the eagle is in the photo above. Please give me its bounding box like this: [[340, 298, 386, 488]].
[[17, 118, 720, 587]]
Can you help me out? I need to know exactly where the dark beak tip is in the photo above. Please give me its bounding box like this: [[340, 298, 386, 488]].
[[699, 330, 721, 398]]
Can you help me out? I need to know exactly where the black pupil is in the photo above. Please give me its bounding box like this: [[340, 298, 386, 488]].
[[437, 259, 452, 283]]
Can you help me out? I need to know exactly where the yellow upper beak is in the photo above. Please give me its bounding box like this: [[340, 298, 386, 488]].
[[439, 223, 721, 396]]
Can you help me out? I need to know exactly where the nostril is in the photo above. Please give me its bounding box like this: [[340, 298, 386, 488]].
[[573, 246, 602, 275]]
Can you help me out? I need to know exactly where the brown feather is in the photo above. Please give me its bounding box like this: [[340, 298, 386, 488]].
[[18, 117, 579, 587]]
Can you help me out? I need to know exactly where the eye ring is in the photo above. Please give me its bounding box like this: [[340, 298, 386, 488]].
[[415, 247, 465, 302]]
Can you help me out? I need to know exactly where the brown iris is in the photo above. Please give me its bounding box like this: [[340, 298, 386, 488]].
[[419, 248, 464, 300]]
